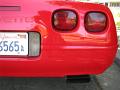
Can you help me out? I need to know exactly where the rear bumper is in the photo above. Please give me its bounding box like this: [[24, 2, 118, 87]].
[[0, 45, 118, 77]]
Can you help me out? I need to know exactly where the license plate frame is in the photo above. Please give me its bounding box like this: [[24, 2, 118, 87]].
[[0, 32, 28, 56]]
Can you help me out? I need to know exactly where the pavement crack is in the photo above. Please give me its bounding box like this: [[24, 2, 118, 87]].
[[91, 75, 103, 90]]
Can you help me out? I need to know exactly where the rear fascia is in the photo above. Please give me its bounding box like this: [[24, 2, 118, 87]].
[[0, 1, 118, 77]]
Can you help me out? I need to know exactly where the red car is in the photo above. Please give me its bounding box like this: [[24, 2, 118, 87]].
[[0, 0, 118, 77]]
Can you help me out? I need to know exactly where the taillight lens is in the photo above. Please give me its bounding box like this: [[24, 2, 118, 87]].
[[85, 12, 107, 32], [52, 10, 78, 31], [29, 32, 40, 56]]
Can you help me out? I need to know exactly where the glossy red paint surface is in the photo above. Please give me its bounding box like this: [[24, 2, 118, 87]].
[[0, 0, 118, 77]]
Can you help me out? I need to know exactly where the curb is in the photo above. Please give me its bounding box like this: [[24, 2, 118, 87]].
[[115, 50, 120, 66], [115, 57, 120, 67]]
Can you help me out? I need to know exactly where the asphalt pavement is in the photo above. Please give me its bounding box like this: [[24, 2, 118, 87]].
[[0, 52, 120, 90], [0, 76, 101, 90]]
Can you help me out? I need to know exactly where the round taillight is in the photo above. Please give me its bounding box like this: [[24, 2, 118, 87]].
[[85, 12, 107, 32], [52, 10, 78, 31]]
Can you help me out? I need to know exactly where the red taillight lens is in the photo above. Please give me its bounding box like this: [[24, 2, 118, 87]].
[[52, 10, 77, 31], [85, 12, 107, 32]]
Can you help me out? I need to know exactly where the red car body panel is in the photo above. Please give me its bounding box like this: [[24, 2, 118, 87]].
[[0, 0, 118, 77]]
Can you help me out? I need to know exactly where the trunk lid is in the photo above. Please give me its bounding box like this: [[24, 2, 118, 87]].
[[0, 0, 50, 30]]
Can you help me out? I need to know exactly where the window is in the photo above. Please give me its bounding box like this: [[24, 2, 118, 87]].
[[110, 2, 120, 7]]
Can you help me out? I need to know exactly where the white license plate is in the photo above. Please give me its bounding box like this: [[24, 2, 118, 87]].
[[0, 32, 28, 56]]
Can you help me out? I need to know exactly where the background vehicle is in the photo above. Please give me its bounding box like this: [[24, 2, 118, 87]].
[[0, 0, 118, 77]]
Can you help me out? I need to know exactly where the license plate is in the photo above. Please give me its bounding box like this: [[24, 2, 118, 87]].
[[0, 32, 28, 56]]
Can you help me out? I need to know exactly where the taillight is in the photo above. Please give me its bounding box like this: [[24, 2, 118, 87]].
[[85, 12, 107, 32], [52, 10, 78, 31], [29, 32, 40, 56]]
